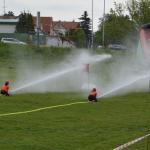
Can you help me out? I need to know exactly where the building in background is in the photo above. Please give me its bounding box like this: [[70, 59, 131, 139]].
[[53, 20, 80, 36], [33, 16, 54, 36], [0, 16, 18, 33], [0, 15, 80, 36], [0, 15, 80, 47]]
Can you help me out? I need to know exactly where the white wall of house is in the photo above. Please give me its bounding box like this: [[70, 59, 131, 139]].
[[46, 36, 75, 48], [53, 23, 66, 35], [46, 36, 61, 46], [0, 24, 16, 33]]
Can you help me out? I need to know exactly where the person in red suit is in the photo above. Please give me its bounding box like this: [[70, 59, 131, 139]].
[[1, 81, 10, 96], [88, 88, 97, 102]]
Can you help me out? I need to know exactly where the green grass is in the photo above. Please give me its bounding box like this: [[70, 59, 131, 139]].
[[126, 138, 149, 150], [0, 43, 149, 149], [0, 92, 149, 150]]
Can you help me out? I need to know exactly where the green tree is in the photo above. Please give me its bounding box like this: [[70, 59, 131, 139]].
[[16, 12, 35, 33], [4, 11, 14, 16], [127, 0, 150, 27], [68, 28, 85, 48], [95, 2, 136, 47], [79, 11, 92, 48]]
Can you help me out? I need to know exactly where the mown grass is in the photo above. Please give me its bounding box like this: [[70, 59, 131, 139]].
[[126, 138, 149, 150], [0, 92, 149, 150], [0, 43, 149, 149]]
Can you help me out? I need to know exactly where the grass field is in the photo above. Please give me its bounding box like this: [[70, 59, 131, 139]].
[[0, 43, 149, 149], [0, 92, 149, 150]]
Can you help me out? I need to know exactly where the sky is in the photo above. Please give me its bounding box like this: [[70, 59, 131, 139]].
[[0, 0, 125, 31]]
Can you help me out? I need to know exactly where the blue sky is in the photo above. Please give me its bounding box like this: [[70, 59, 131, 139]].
[[0, 0, 125, 30]]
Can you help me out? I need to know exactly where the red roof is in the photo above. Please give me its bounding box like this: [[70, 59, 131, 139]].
[[63, 21, 80, 29], [33, 16, 53, 34], [53, 21, 80, 30], [0, 16, 18, 19]]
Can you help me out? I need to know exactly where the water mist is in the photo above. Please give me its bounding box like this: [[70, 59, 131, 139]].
[[11, 51, 112, 94]]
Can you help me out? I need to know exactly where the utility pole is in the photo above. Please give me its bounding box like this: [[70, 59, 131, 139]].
[[36, 11, 40, 47], [91, 0, 94, 49], [102, 0, 105, 48], [3, 0, 6, 15]]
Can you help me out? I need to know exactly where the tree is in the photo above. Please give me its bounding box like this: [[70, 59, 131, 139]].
[[79, 11, 92, 48], [127, 0, 150, 27], [68, 28, 86, 48], [4, 11, 14, 17], [95, 0, 150, 48], [16, 12, 35, 33], [95, 2, 136, 47]]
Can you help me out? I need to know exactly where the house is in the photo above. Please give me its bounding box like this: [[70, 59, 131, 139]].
[[0, 15, 80, 36], [0, 16, 54, 35], [33, 16, 54, 35], [0, 16, 18, 33], [53, 20, 80, 35], [0, 15, 79, 47]]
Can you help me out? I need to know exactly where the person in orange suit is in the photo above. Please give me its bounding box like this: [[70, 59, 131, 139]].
[[88, 88, 97, 102], [1, 81, 10, 96]]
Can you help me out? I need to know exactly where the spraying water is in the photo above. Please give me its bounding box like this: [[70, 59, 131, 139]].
[[11, 66, 81, 93], [11, 53, 112, 93], [10, 40, 150, 97], [99, 74, 150, 98]]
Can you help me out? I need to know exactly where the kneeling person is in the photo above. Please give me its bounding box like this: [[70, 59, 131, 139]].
[[1, 81, 10, 96], [88, 88, 97, 102]]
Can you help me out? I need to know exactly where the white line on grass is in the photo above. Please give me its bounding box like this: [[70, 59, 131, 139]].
[[113, 133, 150, 150], [0, 101, 88, 117]]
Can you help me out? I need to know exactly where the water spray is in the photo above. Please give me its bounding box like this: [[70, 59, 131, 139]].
[[11, 54, 112, 93], [99, 74, 150, 98], [11, 66, 81, 93]]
